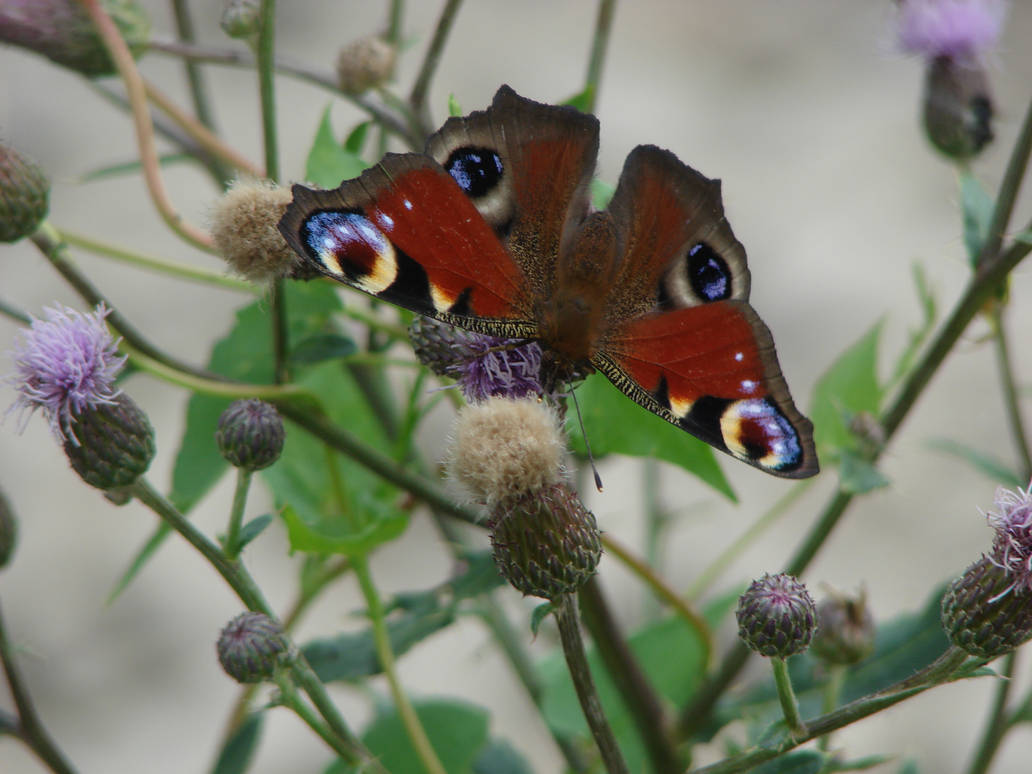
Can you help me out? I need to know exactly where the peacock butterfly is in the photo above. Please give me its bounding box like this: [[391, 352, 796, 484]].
[[278, 85, 818, 478]]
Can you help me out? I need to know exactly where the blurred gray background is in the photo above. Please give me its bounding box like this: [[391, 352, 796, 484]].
[[2, 1, 1032, 771]]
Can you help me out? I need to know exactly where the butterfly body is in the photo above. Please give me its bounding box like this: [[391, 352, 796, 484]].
[[279, 86, 818, 478]]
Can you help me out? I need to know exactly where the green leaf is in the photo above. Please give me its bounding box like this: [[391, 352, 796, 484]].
[[472, 739, 533, 774], [530, 602, 556, 636], [448, 94, 464, 117], [960, 170, 994, 265], [591, 178, 615, 209], [362, 699, 489, 774], [838, 449, 890, 494], [78, 152, 194, 183], [562, 85, 595, 113], [170, 282, 342, 514], [211, 712, 264, 774], [569, 374, 735, 500], [303, 553, 501, 681], [540, 613, 711, 773], [107, 522, 172, 602], [897, 761, 920, 774], [236, 514, 274, 550], [809, 321, 884, 457], [344, 121, 371, 155], [305, 106, 370, 188], [288, 333, 357, 364], [887, 264, 937, 393], [927, 438, 1024, 487]]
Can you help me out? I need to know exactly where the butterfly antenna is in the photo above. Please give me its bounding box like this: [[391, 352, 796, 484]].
[[568, 388, 604, 492]]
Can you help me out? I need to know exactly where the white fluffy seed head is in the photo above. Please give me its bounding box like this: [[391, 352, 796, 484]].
[[446, 397, 564, 506]]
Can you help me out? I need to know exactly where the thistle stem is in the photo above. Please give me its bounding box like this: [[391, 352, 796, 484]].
[[353, 556, 447, 774], [223, 468, 253, 560], [966, 651, 1017, 774], [583, 0, 616, 112], [408, 0, 464, 133], [554, 593, 630, 774], [770, 657, 806, 740], [989, 308, 1032, 481]]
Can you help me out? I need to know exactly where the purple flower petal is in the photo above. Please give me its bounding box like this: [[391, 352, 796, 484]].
[[984, 480, 1032, 595], [898, 0, 1007, 58], [6, 303, 126, 442]]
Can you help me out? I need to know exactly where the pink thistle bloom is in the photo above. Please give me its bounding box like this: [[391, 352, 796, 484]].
[[7, 303, 126, 442], [984, 480, 1032, 596], [897, 0, 1007, 59]]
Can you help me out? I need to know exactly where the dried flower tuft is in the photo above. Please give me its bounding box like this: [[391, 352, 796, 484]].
[[984, 480, 1032, 596], [335, 35, 397, 95], [211, 180, 299, 283]]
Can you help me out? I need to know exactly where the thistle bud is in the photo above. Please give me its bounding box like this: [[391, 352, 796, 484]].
[[736, 573, 817, 658], [220, 0, 259, 40], [0, 142, 49, 242], [941, 557, 1032, 659], [63, 393, 155, 490], [922, 56, 993, 160], [810, 589, 875, 665], [211, 180, 298, 283], [216, 399, 285, 471], [335, 35, 396, 95], [489, 483, 601, 599], [0, 487, 18, 569], [0, 0, 150, 77], [217, 611, 287, 683]]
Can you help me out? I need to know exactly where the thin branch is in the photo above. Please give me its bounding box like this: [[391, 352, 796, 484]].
[[966, 651, 1018, 774], [583, 0, 616, 113], [76, 0, 214, 252], [989, 307, 1032, 481], [407, 0, 464, 133], [976, 96, 1032, 268], [555, 594, 630, 774]]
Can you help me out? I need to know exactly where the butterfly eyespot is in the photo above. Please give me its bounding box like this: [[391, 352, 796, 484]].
[[687, 242, 731, 301], [719, 397, 803, 472], [445, 147, 504, 197], [300, 210, 395, 285]]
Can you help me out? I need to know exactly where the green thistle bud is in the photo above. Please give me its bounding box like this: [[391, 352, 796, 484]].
[[215, 399, 285, 471], [923, 56, 993, 160], [0, 142, 49, 243], [942, 557, 1032, 659], [63, 393, 155, 490], [220, 0, 260, 40], [217, 611, 287, 683], [0, 486, 18, 569], [0, 0, 150, 78], [409, 317, 465, 378], [489, 483, 601, 600], [335, 35, 397, 95], [811, 590, 875, 666], [736, 573, 817, 658]]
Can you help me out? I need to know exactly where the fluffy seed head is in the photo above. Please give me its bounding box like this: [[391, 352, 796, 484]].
[[7, 303, 126, 442], [0, 141, 49, 242], [211, 180, 299, 283], [217, 611, 288, 683], [335, 35, 397, 95], [736, 573, 817, 659], [446, 397, 564, 506], [0, 0, 150, 77]]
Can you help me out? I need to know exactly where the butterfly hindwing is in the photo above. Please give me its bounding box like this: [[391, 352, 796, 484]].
[[278, 153, 536, 333]]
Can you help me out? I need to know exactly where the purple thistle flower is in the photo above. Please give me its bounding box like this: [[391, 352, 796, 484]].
[[450, 335, 544, 403], [897, 0, 1007, 60], [984, 480, 1032, 596], [7, 303, 126, 442]]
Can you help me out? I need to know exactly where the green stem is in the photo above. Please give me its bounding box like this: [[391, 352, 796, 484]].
[[256, 0, 279, 182], [270, 277, 290, 384], [0, 298, 31, 325], [408, 0, 463, 133], [127, 479, 368, 762], [554, 594, 630, 774], [0, 601, 78, 774], [989, 308, 1032, 481], [976, 96, 1032, 268], [583, 0, 616, 113], [170, 0, 231, 185], [770, 657, 806, 740], [689, 648, 971, 773], [272, 672, 357, 762], [59, 230, 257, 292], [353, 556, 447, 774], [817, 664, 846, 752], [966, 651, 1018, 774], [223, 468, 253, 560]]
